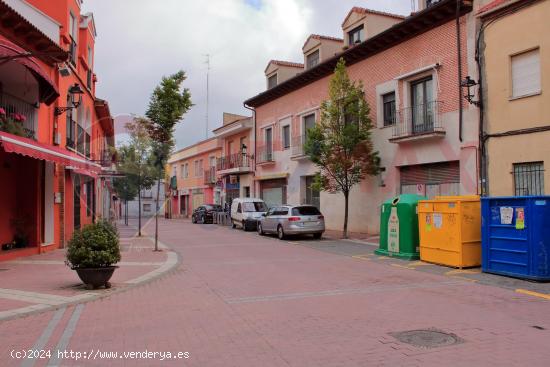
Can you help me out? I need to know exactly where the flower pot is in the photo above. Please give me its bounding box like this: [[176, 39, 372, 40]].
[[74, 266, 118, 289]]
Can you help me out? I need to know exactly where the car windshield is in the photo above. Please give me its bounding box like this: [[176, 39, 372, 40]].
[[204, 205, 222, 211], [292, 206, 321, 216], [243, 202, 268, 212]]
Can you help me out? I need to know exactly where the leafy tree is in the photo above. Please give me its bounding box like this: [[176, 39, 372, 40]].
[[114, 117, 156, 234], [304, 58, 380, 239], [145, 71, 192, 251]]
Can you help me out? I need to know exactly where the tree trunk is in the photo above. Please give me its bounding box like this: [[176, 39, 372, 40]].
[[154, 174, 161, 252], [138, 174, 142, 237], [343, 190, 349, 239]]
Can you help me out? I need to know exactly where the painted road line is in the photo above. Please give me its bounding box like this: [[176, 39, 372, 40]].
[[391, 263, 414, 270], [352, 254, 372, 261], [47, 304, 84, 367], [408, 261, 435, 267], [21, 307, 66, 367], [0, 289, 73, 305], [445, 268, 482, 275], [516, 289, 550, 300], [450, 275, 478, 283], [0, 304, 51, 321]]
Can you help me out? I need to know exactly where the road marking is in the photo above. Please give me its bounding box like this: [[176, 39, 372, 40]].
[[449, 275, 478, 283], [445, 269, 481, 276], [516, 289, 550, 300], [352, 255, 371, 261], [125, 250, 178, 284], [391, 263, 414, 270], [22, 307, 66, 367], [48, 304, 84, 367], [408, 261, 434, 267]]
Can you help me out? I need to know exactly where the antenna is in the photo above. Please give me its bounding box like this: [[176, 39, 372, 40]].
[[411, 0, 416, 12], [204, 53, 211, 140]]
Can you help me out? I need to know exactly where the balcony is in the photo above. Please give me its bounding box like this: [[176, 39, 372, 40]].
[[256, 145, 274, 164], [389, 101, 445, 143], [216, 152, 253, 175], [0, 92, 38, 139], [96, 149, 115, 168], [291, 135, 311, 160], [204, 167, 217, 185]]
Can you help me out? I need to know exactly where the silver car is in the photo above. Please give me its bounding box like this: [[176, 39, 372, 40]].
[[257, 205, 325, 240]]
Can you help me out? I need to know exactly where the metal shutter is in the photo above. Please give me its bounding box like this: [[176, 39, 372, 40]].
[[511, 49, 541, 97], [400, 161, 460, 185]]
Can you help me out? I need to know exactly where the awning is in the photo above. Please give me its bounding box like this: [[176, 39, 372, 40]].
[[0, 131, 101, 172], [0, 39, 60, 105], [70, 168, 98, 180]]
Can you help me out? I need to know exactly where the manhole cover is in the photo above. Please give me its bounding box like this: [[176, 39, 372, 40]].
[[390, 329, 463, 348]]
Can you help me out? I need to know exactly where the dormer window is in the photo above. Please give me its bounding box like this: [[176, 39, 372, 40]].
[[426, 0, 442, 7], [348, 25, 364, 45], [306, 50, 320, 69], [267, 74, 277, 89]]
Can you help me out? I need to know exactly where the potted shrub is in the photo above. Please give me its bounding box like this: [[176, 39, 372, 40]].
[[66, 220, 121, 289]]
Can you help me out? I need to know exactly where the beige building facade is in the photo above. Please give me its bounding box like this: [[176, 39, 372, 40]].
[[479, 0, 550, 196]]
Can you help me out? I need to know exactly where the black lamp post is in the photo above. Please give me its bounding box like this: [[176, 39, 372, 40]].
[[461, 76, 481, 107], [54, 83, 85, 116]]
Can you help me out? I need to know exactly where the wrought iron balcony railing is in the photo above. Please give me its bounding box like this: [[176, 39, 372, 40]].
[[256, 145, 274, 164], [391, 101, 444, 140], [204, 167, 217, 185], [216, 152, 252, 171], [0, 92, 38, 139]]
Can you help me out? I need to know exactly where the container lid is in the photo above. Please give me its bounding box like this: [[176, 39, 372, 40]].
[[384, 194, 428, 206]]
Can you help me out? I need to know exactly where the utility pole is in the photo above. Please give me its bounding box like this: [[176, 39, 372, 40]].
[[204, 54, 210, 139]]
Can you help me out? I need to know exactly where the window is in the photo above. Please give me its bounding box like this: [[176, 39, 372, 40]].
[[143, 203, 152, 212], [66, 94, 76, 148], [306, 50, 320, 69], [244, 186, 250, 198], [411, 77, 434, 133], [194, 160, 199, 177], [513, 162, 544, 196], [511, 49, 541, 98], [185, 163, 189, 178], [68, 12, 77, 66], [181, 164, 185, 178], [267, 74, 277, 89], [348, 25, 364, 45], [292, 206, 321, 216], [303, 114, 316, 139], [240, 136, 246, 151], [243, 202, 268, 212], [142, 189, 153, 198], [382, 92, 396, 126], [265, 127, 273, 160], [282, 125, 290, 149]]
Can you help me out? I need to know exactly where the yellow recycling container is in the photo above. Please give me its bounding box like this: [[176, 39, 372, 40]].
[[417, 196, 481, 268]]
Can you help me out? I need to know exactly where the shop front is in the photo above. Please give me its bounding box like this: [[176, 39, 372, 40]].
[[260, 178, 287, 208]]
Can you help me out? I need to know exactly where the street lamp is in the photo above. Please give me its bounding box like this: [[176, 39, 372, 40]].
[[54, 83, 84, 116], [461, 76, 481, 107]]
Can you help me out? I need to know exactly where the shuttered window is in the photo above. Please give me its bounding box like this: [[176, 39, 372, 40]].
[[511, 49, 541, 98], [400, 161, 460, 185]]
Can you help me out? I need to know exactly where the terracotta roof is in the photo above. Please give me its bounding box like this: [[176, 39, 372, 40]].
[[264, 59, 304, 73], [302, 34, 344, 49], [341, 6, 406, 27]]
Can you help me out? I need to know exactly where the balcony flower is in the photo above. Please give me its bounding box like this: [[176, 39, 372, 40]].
[[13, 113, 26, 122], [0, 107, 5, 116]]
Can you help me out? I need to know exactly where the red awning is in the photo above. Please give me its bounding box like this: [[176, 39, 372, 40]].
[[0, 131, 101, 172], [0, 39, 60, 105]]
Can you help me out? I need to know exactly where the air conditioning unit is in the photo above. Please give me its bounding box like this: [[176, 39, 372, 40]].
[[58, 63, 71, 77]]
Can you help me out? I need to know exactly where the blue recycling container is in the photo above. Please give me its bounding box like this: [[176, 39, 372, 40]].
[[481, 196, 550, 281]]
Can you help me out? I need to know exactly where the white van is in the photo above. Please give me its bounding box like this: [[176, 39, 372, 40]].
[[231, 198, 268, 231]]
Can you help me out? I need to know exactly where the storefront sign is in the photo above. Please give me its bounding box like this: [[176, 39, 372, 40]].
[[388, 207, 399, 253]]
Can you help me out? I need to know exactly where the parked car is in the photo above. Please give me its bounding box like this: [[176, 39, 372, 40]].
[[257, 205, 325, 240], [192, 204, 223, 224], [230, 198, 268, 231]]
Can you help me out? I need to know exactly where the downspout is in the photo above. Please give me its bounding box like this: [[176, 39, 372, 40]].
[[456, 0, 463, 143], [243, 102, 256, 197]]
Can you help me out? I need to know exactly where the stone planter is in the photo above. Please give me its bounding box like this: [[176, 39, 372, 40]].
[[74, 266, 118, 290]]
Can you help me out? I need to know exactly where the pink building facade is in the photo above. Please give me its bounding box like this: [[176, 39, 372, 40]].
[[245, 0, 480, 234]]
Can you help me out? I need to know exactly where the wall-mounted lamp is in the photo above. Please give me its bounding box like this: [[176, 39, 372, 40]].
[[461, 76, 481, 107], [54, 83, 84, 116]]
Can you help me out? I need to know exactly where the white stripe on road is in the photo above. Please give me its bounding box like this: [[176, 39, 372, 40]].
[[47, 304, 84, 367], [8, 260, 165, 266], [125, 251, 178, 284], [21, 307, 66, 367], [0, 288, 96, 306]]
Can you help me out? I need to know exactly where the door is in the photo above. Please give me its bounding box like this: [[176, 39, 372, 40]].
[[262, 188, 283, 209], [411, 77, 433, 133], [192, 193, 204, 211], [74, 174, 81, 230], [263, 207, 276, 231]]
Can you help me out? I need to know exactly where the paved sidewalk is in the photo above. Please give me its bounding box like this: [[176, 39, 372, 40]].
[[0, 222, 178, 321]]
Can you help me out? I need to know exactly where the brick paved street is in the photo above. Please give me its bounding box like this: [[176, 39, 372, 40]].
[[1, 218, 550, 367]]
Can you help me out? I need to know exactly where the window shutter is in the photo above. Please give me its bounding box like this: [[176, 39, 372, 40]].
[[511, 49, 541, 97], [400, 161, 460, 185]]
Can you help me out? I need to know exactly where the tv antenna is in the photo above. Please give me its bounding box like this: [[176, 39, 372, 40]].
[[204, 53, 211, 139]]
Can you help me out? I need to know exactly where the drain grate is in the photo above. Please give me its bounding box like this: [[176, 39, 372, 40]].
[[389, 329, 464, 349]]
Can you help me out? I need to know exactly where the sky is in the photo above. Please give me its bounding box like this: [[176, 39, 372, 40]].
[[82, 0, 413, 149]]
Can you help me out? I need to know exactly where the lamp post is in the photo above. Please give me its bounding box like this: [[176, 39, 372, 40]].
[[54, 83, 85, 116], [460, 76, 481, 107]]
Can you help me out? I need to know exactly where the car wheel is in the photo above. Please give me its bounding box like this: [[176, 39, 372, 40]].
[[231, 220, 237, 229], [277, 225, 285, 240], [257, 222, 264, 235], [192, 216, 196, 224], [313, 233, 322, 240], [201, 215, 205, 224], [242, 221, 247, 231]]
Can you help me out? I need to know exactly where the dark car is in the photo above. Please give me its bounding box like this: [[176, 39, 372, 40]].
[[192, 204, 223, 224]]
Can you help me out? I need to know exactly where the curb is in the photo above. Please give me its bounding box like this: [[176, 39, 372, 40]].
[[0, 236, 181, 322]]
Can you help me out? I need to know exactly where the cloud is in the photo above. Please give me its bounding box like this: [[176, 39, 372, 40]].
[[83, 0, 412, 149]]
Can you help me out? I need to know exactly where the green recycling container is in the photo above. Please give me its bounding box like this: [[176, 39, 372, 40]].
[[375, 194, 427, 260]]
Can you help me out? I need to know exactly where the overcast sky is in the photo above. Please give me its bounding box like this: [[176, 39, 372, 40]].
[[82, 0, 412, 149]]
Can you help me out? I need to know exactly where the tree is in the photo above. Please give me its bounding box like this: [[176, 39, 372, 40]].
[[112, 151, 137, 226], [114, 118, 156, 234], [304, 58, 380, 239], [145, 71, 192, 251]]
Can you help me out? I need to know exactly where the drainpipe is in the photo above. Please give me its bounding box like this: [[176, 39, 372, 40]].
[[243, 102, 256, 197], [456, 0, 463, 143]]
